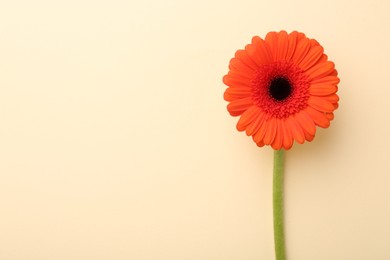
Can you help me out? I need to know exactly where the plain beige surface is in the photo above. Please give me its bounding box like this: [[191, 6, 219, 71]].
[[1, 0, 390, 259]]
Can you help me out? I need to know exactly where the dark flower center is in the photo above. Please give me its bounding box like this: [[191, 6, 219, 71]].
[[252, 62, 310, 118], [268, 77, 292, 101]]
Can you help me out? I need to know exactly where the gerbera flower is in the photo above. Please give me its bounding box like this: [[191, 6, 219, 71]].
[[223, 30, 339, 150]]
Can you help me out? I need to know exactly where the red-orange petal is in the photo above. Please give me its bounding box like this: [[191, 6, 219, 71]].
[[246, 111, 266, 136], [271, 119, 283, 150], [330, 69, 338, 76], [309, 38, 320, 47], [252, 36, 274, 62], [229, 57, 256, 74], [224, 86, 252, 95], [324, 94, 339, 110], [265, 32, 279, 60], [227, 97, 253, 116], [286, 116, 305, 144], [224, 89, 252, 101], [276, 30, 289, 61], [291, 37, 311, 64], [304, 130, 315, 142], [227, 70, 253, 82], [306, 61, 335, 80], [236, 106, 258, 131], [299, 45, 324, 71], [295, 111, 316, 136], [222, 74, 251, 88], [245, 44, 262, 67], [256, 140, 265, 147], [324, 94, 339, 103], [280, 119, 293, 150], [326, 112, 334, 121], [308, 96, 335, 112], [310, 75, 340, 85], [309, 84, 338, 96], [253, 117, 268, 144], [246, 37, 274, 65], [305, 106, 330, 128], [317, 53, 328, 64], [263, 118, 277, 145], [298, 111, 316, 142], [285, 31, 298, 61], [223, 88, 252, 102], [234, 49, 258, 71]]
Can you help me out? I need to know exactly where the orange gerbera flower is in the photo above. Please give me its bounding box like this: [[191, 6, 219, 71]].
[[223, 30, 339, 150]]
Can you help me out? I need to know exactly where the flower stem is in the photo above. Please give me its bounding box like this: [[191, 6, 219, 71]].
[[273, 149, 286, 260]]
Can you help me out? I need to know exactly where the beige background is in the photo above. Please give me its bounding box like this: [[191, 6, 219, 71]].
[[0, 0, 389, 259]]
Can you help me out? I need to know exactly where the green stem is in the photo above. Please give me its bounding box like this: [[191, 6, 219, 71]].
[[273, 149, 286, 260]]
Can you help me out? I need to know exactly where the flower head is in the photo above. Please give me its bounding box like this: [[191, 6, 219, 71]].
[[223, 30, 339, 150]]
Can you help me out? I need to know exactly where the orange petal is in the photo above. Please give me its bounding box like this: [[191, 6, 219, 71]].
[[304, 130, 315, 142], [245, 110, 266, 136], [223, 85, 252, 100], [256, 140, 265, 147], [224, 86, 252, 95], [253, 117, 269, 144], [263, 118, 277, 145], [330, 70, 338, 76], [298, 111, 316, 142], [296, 31, 307, 41], [306, 61, 335, 80], [271, 119, 283, 150], [265, 32, 279, 60], [285, 31, 298, 62], [305, 107, 330, 128], [236, 106, 258, 131], [317, 53, 328, 64], [224, 88, 252, 101], [276, 30, 289, 61], [252, 36, 273, 63], [324, 94, 339, 103], [326, 112, 334, 121], [291, 37, 311, 64], [324, 94, 339, 110], [227, 97, 253, 116], [286, 116, 305, 144], [227, 70, 253, 82], [245, 44, 262, 67], [299, 45, 324, 71], [229, 57, 256, 74], [308, 96, 335, 112], [309, 84, 338, 96], [234, 49, 258, 71], [310, 75, 340, 85], [309, 38, 320, 47], [280, 119, 293, 150], [222, 74, 251, 88], [295, 111, 316, 136]]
